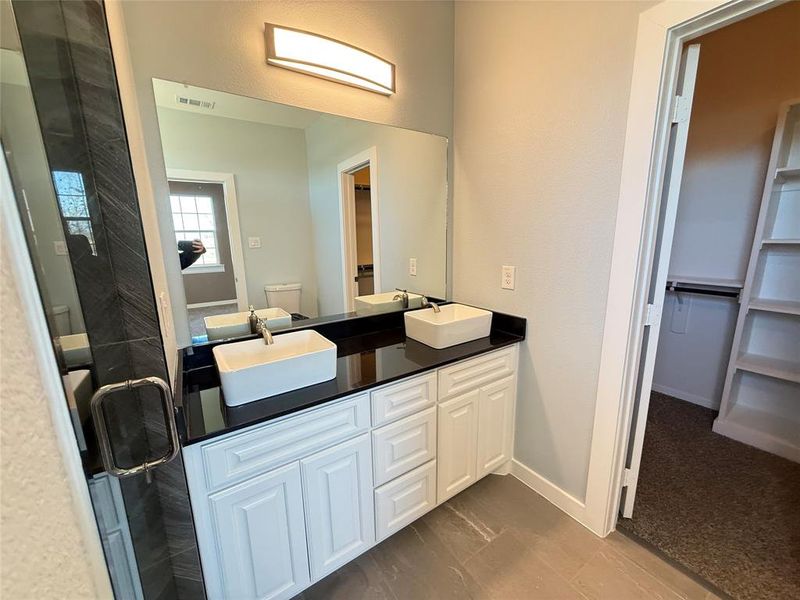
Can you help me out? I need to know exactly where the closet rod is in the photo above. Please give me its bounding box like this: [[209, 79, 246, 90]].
[[665, 284, 740, 299]]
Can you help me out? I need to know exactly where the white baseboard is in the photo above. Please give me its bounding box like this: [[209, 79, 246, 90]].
[[186, 299, 238, 309], [713, 417, 800, 462], [510, 459, 588, 526], [491, 460, 512, 476], [651, 383, 719, 410]]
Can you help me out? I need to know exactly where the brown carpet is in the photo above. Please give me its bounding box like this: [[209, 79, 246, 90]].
[[618, 392, 800, 600]]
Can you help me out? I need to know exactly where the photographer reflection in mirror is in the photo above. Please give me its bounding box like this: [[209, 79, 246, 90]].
[[178, 238, 206, 270]]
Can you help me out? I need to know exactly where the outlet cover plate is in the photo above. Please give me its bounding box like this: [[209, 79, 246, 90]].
[[501, 265, 515, 290]]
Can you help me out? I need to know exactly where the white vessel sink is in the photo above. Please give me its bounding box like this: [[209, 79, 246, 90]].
[[60, 333, 92, 367], [205, 307, 292, 341], [354, 291, 424, 315], [404, 304, 492, 349], [213, 330, 337, 406]]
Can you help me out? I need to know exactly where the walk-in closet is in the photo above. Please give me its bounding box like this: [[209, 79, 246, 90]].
[[617, 4, 800, 600]]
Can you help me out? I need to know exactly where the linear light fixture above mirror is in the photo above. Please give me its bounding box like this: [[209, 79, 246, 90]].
[[265, 23, 395, 96]]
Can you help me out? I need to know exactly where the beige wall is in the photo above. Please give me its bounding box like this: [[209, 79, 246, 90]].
[[452, 1, 654, 500], [119, 0, 454, 347], [0, 236, 96, 599]]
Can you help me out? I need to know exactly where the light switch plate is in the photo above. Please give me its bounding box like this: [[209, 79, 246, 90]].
[[501, 265, 515, 290], [158, 291, 171, 341], [54, 240, 68, 256], [248, 237, 261, 249], [409, 257, 417, 276]]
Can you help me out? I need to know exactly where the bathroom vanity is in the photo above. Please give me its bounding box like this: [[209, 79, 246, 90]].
[[177, 309, 525, 600]]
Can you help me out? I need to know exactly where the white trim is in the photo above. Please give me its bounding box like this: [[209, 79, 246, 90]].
[[1, 146, 114, 598], [650, 384, 719, 410], [510, 460, 589, 530], [337, 148, 382, 311], [620, 42, 701, 520], [184, 263, 225, 275], [586, 0, 780, 537], [166, 168, 248, 311], [186, 299, 238, 309]]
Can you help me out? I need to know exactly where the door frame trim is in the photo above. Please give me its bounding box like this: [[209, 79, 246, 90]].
[[167, 169, 249, 312], [337, 147, 381, 311], [587, 0, 781, 536], [0, 148, 114, 598]]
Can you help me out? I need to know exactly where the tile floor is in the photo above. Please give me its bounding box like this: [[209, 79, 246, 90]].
[[299, 474, 721, 600]]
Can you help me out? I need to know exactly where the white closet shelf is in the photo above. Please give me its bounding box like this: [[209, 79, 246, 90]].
[[761, 238, 800, 246], [665, 274, 744, 289], [749, 298, 800, 316], [775, 166, 800, 180], [714, 406, 800, 463], [736, 353, 800, 384]]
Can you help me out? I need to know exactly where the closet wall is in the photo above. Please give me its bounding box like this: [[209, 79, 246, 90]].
[[653, 2, 800, 409]]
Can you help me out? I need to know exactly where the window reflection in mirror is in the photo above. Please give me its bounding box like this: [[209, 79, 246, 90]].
[[151, 78, 448, 345], [0, 18, 93, 449]]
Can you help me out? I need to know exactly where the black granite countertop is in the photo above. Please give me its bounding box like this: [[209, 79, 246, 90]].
[[176, 309, 525, 445]]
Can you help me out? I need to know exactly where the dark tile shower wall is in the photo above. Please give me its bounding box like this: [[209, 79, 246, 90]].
[[11, 1, 203, 598]]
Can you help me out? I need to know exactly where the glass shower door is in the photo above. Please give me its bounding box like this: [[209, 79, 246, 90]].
[[1, 0, 204, 597]]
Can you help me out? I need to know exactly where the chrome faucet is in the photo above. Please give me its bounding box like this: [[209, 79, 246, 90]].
[[256, 318, 274, 345], [421, 296, 441, 313], [393, 288, 409, 309]]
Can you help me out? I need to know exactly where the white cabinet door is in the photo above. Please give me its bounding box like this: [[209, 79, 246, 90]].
[[476, 375, 515, 478], [437, 389, 479, 503], [208, 462, 309, 600], [301, 433, 375, 580]]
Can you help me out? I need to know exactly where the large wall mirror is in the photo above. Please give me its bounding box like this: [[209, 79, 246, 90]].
[[151, 79, 448, 345]]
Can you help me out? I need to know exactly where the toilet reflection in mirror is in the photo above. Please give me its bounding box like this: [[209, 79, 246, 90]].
[[151, 79, 448, 345]]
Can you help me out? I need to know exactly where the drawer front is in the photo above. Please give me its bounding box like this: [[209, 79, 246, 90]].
[[438, 346, 517, 400], [201, 394, 369, 491], [375, 460, 437, 541], [371, 373, 436, 427], [372, 406, 437, 487]]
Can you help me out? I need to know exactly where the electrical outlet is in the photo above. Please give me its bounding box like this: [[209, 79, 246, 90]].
[[501, 265, 516, 290], [248, 237, 261, 249], [409, 257, 417, 276], [54, 240, 67, 256]]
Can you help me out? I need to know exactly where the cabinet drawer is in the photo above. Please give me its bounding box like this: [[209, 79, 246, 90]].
[[372, 407, 436, 486], [371, 372, 436, 427], [375, 460, 437, 541], [201, 394, 369, 491], [438, 346, 516, 400]]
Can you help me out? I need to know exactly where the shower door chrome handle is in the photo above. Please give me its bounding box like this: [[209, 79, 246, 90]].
[[90, 376, 180, 479]]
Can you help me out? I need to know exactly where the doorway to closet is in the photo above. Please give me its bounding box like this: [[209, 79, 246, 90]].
[[618, 4, 800, 600]]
